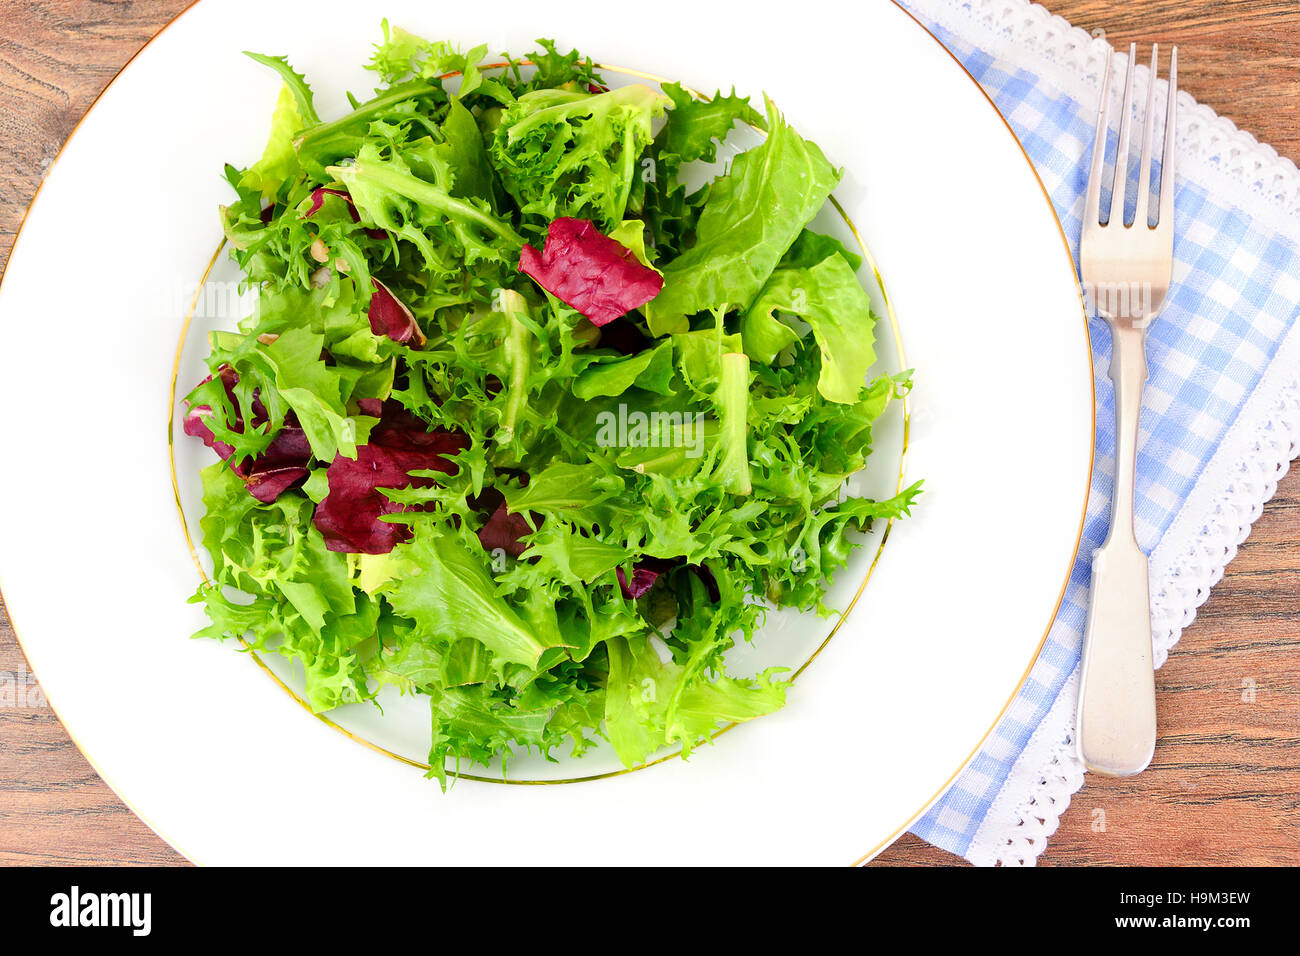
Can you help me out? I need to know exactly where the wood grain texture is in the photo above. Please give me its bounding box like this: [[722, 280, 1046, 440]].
[[0, 0, 194, 867], [0, 0, 1296, 867], [1043, 0, 1300, 161]]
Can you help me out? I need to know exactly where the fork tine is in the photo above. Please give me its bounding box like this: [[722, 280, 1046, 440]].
[[1085, 47, 1114, 227], [1134, 45, 1158, 228], [1108, 43, 1138, 226], [1158, 46, 1179, 228]]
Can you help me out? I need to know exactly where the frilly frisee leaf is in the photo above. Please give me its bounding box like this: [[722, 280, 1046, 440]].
[[330, 144, 523, 268], [490, 83, 668, 234], [603, 635, 789, 766], [656, 82, 764, 168], [243, 52, 321, 126]]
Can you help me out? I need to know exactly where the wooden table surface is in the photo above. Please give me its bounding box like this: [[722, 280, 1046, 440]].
[[1, 0, 1297, 867]]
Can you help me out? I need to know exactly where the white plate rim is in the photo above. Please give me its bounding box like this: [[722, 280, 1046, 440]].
[[0, 0, 1095, 865]]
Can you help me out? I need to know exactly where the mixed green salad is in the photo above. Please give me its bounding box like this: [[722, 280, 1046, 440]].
[[184, 24, 920, 784]]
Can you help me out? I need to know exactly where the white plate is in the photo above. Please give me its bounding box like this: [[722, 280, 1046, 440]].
[[0, 0, 1092, 864], [171, 140, 908, 782]]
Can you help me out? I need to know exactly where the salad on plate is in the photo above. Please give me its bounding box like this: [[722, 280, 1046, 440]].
[[181, 23, 920, 784]]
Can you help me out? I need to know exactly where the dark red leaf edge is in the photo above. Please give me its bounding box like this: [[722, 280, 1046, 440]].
[[368, 277, 427, 346], [518, 217, 663, 326], [312, 399, 469, 554], [616, 559, 718, 601], [304, 186, 388, 240], [476, 496, 535, 558], [183, 365, 311, 503]]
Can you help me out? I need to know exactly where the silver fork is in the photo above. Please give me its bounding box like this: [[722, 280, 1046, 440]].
[[1077, 43, 1178, 777]]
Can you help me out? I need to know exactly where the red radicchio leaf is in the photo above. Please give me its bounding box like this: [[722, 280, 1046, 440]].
[[518, 217, 663, 327], [304, 186, 388, 241], [233, 427, 312, 502], [312, 399, 469, 554], [616, 565, 660, 599], [368, 278, 426, 346], [616, 558, 718, 601], [183, 365, 311, 503], [616, 556, 678, 599], [476, 495, 535, 558]]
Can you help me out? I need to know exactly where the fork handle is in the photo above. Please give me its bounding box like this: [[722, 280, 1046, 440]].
[[1077, 323, 1158, 777]]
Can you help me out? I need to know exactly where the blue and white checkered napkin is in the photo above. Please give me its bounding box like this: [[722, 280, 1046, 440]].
[[900, 0, 1300, 864]]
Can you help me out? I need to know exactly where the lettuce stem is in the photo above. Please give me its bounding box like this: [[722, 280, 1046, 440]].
[[714, 352, 752, 495], [497, 291, 532, 445]]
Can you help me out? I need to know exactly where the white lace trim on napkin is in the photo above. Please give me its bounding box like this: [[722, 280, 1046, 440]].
[[905, 0, 1300, 865]]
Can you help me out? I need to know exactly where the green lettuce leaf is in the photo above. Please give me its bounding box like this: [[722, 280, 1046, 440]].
[[645, 96, 841, 335], [604, 635, 787, 766], [743, 252, 877, 404], [383, 526, 573, 673], [239, 83, 306, 202]]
